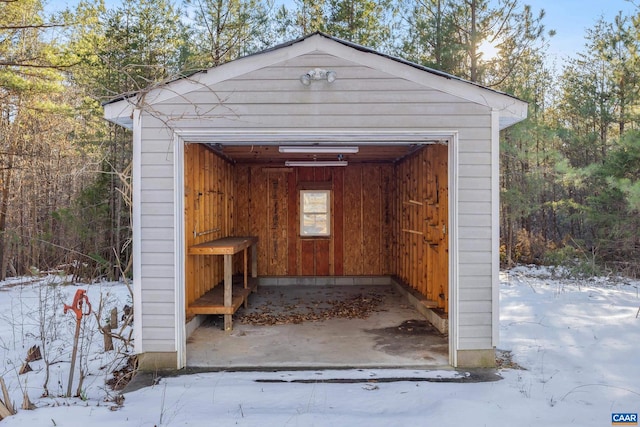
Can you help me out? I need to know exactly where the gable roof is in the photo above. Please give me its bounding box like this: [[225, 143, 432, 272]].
[[104, 32, 527, 130]]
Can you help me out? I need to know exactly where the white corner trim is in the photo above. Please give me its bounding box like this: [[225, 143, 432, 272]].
[[491, 109, 501, 348], [448, 132, 459, 367], [174, 134, 187, 369], [132, 108, 144, 354]]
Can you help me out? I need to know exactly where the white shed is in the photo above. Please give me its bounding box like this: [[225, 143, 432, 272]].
[[104, 32, 527, 370]]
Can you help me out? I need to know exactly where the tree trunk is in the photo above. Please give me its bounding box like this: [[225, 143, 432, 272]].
[[469, 0, 478, 82], [0, 154, 14, 281]]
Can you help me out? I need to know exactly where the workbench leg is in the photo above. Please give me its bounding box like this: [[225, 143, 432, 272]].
[[243, 248, 248, 288], [251, 242, 258, 292], [243, 248, 249, 308], [251, 243, 258, 278], [224, 254, 233, 331]]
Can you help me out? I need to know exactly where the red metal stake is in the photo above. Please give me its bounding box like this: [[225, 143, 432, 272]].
[[63, 289, 91, 397]]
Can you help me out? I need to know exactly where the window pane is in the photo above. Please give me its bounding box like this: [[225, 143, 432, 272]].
[[302, 214, 328, 235], [303, 192, 328, 213]]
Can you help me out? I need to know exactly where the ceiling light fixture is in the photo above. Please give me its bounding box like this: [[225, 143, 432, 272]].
[[279, 146, 358, 154], [285, 161, 348, 167], [300, 68, 337, 85]]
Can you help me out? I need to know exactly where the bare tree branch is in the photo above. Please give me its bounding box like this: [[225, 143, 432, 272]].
[[0, 60, 77, 69], [0, 23, 65, 30]]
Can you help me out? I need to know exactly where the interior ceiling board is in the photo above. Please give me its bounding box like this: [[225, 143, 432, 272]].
[[208, 144, 422, 164]]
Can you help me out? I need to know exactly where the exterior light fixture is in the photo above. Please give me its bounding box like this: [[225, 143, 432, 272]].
[[299, 68, 337, 85], [279, 146, 358, 154], [285, 161, 348, 167]]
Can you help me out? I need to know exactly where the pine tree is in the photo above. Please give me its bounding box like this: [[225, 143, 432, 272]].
[[281, 0, 394, 49], [60, 0, 190, 279], [324, 0, 394, 48], [544, 12, 640, 271], [185, 0, 271, 68], [294, 0, 327, 35], [400, 0, 549, 86], [398, 0, 463, 73], [0, 0, 89, 278]]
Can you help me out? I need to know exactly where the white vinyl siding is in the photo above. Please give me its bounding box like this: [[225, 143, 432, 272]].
[[457, 132, 494, 351], [137, 115, 177, 353]]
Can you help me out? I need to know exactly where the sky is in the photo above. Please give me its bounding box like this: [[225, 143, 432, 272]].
[[44, 0, 639, 65], [534, 0, 638, 64]]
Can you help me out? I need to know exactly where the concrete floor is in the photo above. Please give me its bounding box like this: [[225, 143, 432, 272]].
[[186, 284, 449, 369]]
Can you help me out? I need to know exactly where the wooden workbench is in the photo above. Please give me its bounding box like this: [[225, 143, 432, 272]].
[[188, 236, 258, 330]]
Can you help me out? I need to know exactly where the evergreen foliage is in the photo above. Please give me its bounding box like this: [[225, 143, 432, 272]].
[[1, 0, 640, 278]]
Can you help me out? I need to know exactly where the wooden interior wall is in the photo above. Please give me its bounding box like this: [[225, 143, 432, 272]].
[[184, 144, 448, 311], [396, 144, 449, 312], [234, 164, 395, 276], [184, 144, 235, 307]]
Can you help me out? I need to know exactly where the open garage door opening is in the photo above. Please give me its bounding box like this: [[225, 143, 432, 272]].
[[183, 140, 451, 369]]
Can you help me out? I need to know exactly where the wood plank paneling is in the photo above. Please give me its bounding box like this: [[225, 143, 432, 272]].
[[256, 168, 270, 272], [301, 239, 315, 276], [185, 146, 446, 307], [287, 171, 298, 274], [269, 172, 288, 275], [315, 239, 331, 275], [362, 167, 381, 273], [343, 166, 363, 275], [436, 144, 449, 310], [233, 164, 394, 277], [419, 151, 429, 299], [184, 144, 235, 308], [333, 168, 344, 275], [235, 165, 249, 235], [396, 144, 449, 311], [386, 167, 398, 275]]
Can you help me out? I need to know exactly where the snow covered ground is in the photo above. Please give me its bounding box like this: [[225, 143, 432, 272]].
[[1, 266, 639, 426]]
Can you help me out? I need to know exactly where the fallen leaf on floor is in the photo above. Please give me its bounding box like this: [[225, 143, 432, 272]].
[[238, 294, 384, 326]]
